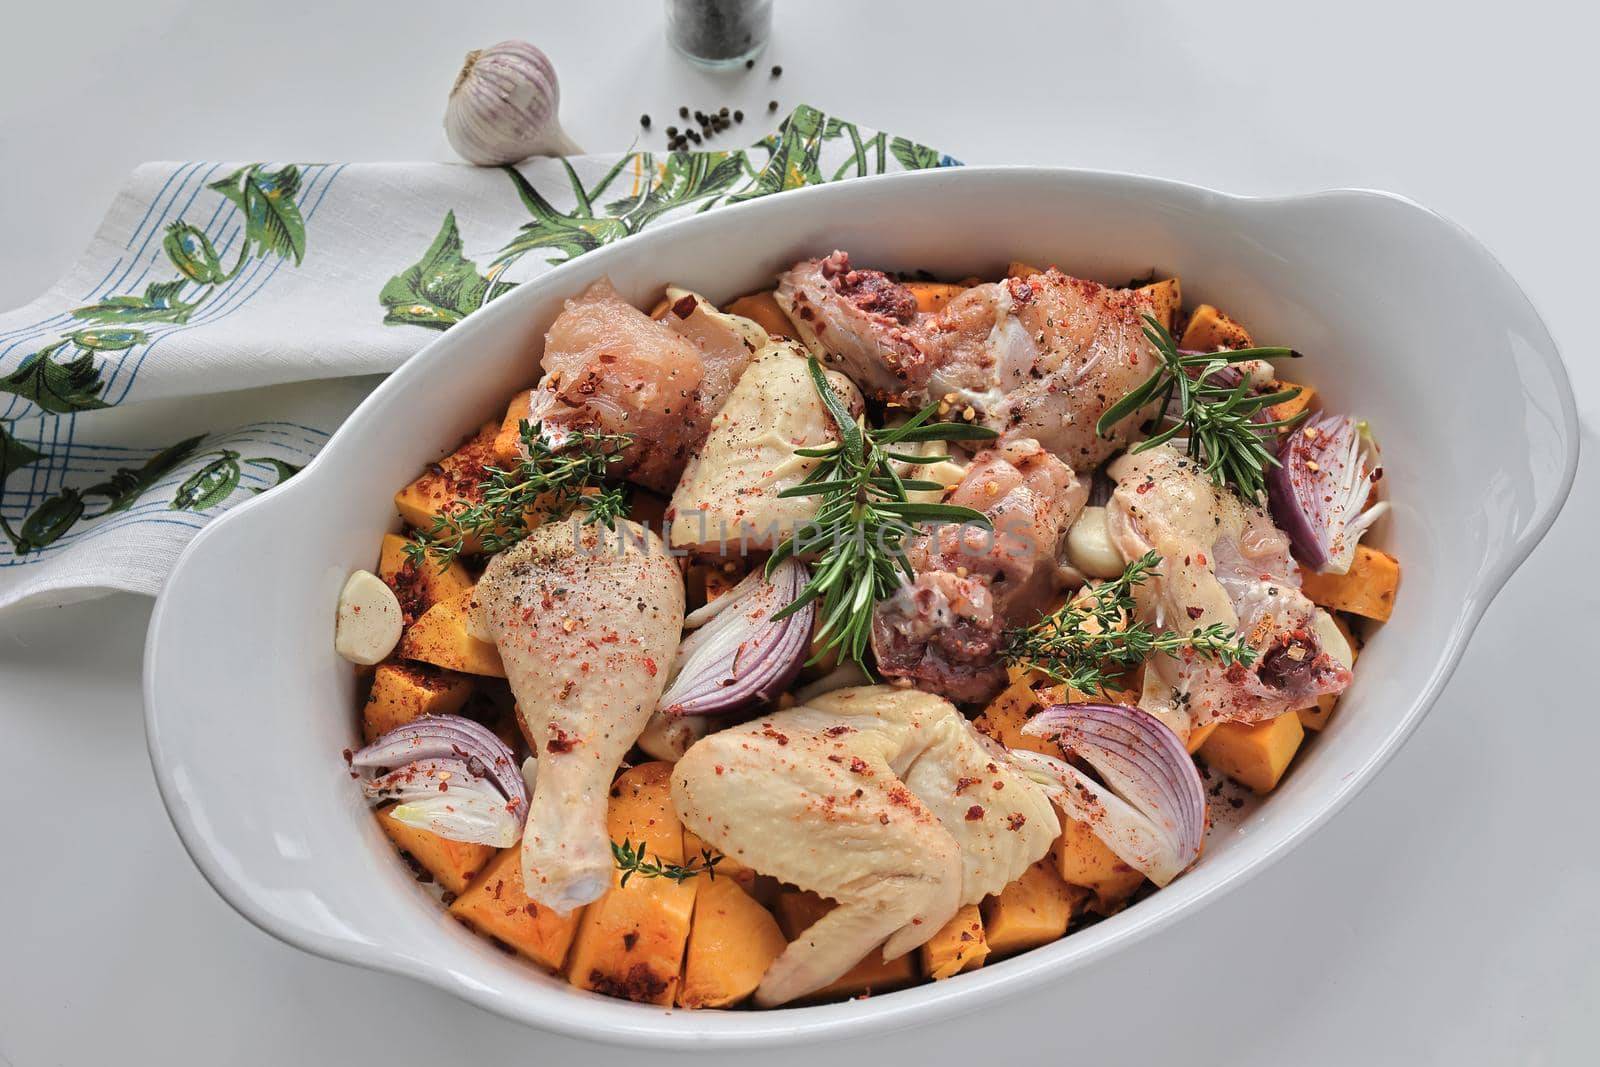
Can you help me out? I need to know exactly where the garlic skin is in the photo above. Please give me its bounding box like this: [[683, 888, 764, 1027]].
[[445, 41, 582, 165]]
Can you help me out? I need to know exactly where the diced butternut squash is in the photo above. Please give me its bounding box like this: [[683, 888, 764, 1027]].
[[449, 846, 585, 971], [1185, 720, 1219, 754], [1138, 277, 1182, 332], [1299, 613, 1359, 731], [982, 855, 1075, 957], [1299, 544, 1400, 622], [567, 763, 697, 1004], [377, 532, 474, 625], [677, 875, 788, 1008], [376, 803, 495, 894], [904, 281, 967, 314], [1007, 260, 1043, 279], [362, 661, 475, 742], [973, 678, 1058, 757], [397, 588, 505, 677], [773, 891, 917, 999], [1199, 711, 1305, 793], [920, 904, 989, 980], [393, 421, 500, 553], [681, 829, 758, 894], [723, 291, 797, 340], [491, 390, 533, 466], [1266, 380, 1316, 426], [1179, 304, 1253, 350], [1055, 818, 1145, 906]]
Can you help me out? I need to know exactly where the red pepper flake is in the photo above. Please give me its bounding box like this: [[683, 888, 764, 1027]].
[[546, 725, 579, 754], [1195, 552, 1207, 566], [823, 725, 854, 737], [965, 805, 985, 821], [848, 756, 871, 775], [622, 931, 640, 951], [954, 776, 980, 795], [1186, 605, 1204, 620], [643, 657, 658, 677], [1006, 813, 1027, 831], [878, 813, 890, 825], [761, 725, 790, 746]]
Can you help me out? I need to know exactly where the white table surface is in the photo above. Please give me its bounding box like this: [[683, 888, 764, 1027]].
[[2, 2, 1595, 1064]]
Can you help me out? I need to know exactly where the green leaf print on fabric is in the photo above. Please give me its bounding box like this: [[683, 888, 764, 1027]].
[[207, 164, 308, 265], [889, 136, 943, 172], [17, 489, 85, 553], [71, 279, 198, 326], [493, 161, 633, 269], [0, 425, 44, 552], [163, 221, 227, 284], [245, 456, 302, 493], [67, 328, 148, 352], [379, 211, 495, 330], [170, 450, 242, 511], [0, 342, 108, 414], [86, 435, 206, 515]]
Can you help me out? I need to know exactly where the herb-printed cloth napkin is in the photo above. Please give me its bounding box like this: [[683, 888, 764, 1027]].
[[0, 106, 955, 613]]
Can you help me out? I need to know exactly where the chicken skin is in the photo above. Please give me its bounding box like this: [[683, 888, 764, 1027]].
[[528, 279, 760, 494], [671, 686, 1059, 1005], [775, 252, 1159, 466], [1106, 447, 1351, 730], [476, 518, 684, 913], [872, 440, 1086, 703]]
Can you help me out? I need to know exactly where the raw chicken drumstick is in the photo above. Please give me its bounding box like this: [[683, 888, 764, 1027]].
[[476, 518, 684, 913]]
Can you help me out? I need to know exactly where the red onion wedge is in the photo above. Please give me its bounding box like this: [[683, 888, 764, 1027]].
[[349, 714, 526, 847], [1014, 703, 1207, 886], [658, 558, 814, 716], [1268, 413, 1387, 575]]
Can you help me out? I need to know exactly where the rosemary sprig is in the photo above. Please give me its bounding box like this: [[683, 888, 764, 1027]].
[[1097, 314, 1304, 503], [611, 838, 722, 887], [403, 419, 632, 571], [765, 358, 998, 674], [1004, 550, 1259, 696]]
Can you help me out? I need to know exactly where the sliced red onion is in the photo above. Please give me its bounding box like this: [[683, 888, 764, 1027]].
[[1016, 702, 1206, 886], [350, 714, 526, 847], [658, 558, 813, 716], [1268, 413, 1387, 574]]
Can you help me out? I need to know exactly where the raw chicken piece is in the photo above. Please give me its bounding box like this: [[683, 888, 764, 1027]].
[[775, 252, 1159, 466], [476, 518, 685, 913], [658, 286, 766, 410], [529, 279, 759, 494], [872, 440, 1087, 703], [668, 340, 863, 552], [671, 686, 1058, 1005], [1106, 447, 1352, 729]]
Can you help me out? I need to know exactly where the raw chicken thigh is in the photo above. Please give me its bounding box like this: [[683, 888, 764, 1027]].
[[872, 440, 1086, 702], [476, 518, 685, 913], [671, 686, 1058, 1005], [1105, 447, 1352, 728], [775, 252, 1159, 466], [528, 279, 760, 494]]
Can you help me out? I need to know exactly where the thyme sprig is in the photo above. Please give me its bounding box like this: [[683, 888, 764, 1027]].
[[765, 358, 998, 675], [611, 838, 722, 887], [1004, 550, 1258, 697], [1097, 315, 1304, 503], [404, 419, 632, 571]]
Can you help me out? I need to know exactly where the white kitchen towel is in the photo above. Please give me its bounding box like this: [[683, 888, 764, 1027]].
[[0, 106, 955, 612]]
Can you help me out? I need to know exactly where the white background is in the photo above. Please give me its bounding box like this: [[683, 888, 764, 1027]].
[[2, 2, 1596, 1064]]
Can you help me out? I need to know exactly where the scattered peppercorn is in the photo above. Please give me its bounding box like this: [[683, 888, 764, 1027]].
[[768, 99, 779, 111], [678, 105, 689, 118], [639, 114, 651, 128], [666, 125, 677, 136], [733, 109, 744, 122], [719, 106, 730, 117], [771, 64, 783, 76], [744, 58, 755, 69]]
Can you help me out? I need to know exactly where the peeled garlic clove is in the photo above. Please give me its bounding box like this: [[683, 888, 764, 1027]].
[[1066, 506, 1126, 579], [335, 570, 404, 666], [445, 40, 583, 165]]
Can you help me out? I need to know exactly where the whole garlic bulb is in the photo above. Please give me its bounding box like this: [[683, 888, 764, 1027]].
[[445, 41, 582, 165]]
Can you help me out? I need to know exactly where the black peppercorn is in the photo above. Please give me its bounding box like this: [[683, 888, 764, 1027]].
[[734, 109, 744, 122], [771, 64, 782, 77], [640, 114, 651, 128], [678, 105, 689, 118], [666, 125, 677, 137], [745, 58, 755, 69], [768, 99, 779, 111], [719, 106, 730, 117]]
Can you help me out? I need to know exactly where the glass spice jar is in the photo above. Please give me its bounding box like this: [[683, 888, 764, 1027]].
[[664, 0, 772, 69]]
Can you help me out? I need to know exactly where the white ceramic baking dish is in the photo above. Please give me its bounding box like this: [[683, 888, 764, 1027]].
[[144, 167, 1578, 1048]]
